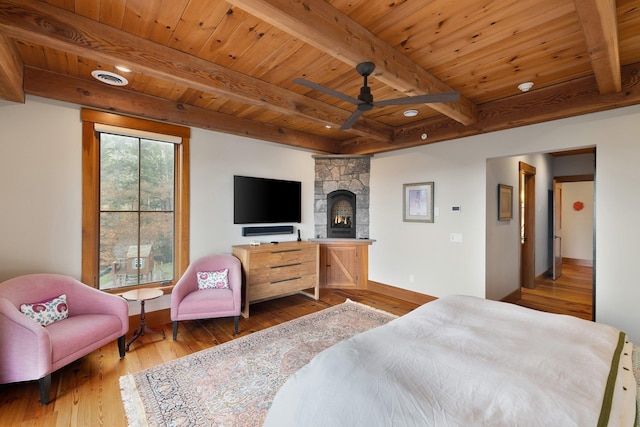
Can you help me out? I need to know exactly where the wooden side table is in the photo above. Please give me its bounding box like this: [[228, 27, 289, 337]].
[[121, 288, 165, 351]]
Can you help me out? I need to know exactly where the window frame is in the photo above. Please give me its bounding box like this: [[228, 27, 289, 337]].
[[81, 109, 190, 292]]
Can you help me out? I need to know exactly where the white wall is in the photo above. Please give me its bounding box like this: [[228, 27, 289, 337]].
[[2, 96, 640, 343], [0, 97, 83, 279], [370, 105, 640, 343], [484, 153, 554, 300], [561, 181, 594, 261]]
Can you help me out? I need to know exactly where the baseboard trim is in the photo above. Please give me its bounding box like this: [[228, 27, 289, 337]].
[[562, 257, 593, 267], [366, 280, 436, 306], [500, 288, 522, 303]]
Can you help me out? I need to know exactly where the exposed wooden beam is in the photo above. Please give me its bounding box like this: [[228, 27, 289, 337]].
[[573, 0, 621, 94], [0, 0, 393, 142], [0, 34, 24, 102], [341, 61, 640, 154], [227, 0, 478, 126], [24, 67, 342, 153]]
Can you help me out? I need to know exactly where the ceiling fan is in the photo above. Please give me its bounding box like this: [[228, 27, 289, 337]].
[[293, 62, 460, 130]]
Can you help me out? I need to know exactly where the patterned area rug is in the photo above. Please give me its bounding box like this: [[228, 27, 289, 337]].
[[119, 300, 397, 427]]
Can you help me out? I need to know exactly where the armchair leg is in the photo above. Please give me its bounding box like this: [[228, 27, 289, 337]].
[[234, 316, 239, 335], [39, 374, 51, 405], [172, 321, 179, 340], [118, 335, 126, 358]]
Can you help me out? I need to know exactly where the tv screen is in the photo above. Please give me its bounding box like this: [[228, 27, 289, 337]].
[[234, 175, 302, 224]]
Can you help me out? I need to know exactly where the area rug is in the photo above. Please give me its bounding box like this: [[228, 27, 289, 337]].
[[119, 300, 397, 427]]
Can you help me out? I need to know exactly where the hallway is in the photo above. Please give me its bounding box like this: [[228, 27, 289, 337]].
[[514, 262, 593, 321]]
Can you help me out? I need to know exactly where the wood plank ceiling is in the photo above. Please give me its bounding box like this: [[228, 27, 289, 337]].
[[0, 0, 639, 154]]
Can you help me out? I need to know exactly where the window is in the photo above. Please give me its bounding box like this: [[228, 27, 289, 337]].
[[82, 109, 190, 291]]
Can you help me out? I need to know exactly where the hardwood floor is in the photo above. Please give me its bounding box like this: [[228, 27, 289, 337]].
[[0, 271, 590, 427], [513, 262, 594, 321], [0, 289, 418, 427]]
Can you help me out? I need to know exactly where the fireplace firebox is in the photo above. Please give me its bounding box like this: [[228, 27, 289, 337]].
[[327, 190, 356, 238]]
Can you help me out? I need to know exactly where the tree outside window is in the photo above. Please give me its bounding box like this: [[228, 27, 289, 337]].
[[98, 134, 175, 289]]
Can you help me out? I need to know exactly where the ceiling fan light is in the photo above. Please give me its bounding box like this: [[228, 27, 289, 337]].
[[403, 109, 418, 117], [518, 82, 534, 92]]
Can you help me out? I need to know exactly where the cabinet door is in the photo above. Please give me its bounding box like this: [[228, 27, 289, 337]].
[[325, 246, 358, 288]]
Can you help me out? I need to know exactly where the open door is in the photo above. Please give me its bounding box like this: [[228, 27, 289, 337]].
[[552, 181, 563, 279]]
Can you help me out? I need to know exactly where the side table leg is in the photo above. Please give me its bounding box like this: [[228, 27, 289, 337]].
[[125, 300, 146, 351]]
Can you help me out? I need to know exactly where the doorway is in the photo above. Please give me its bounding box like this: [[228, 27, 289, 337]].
[[552, 175, 595, 319]]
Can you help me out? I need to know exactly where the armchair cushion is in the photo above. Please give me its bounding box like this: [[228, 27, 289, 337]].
[[20, 293, 69, 326]]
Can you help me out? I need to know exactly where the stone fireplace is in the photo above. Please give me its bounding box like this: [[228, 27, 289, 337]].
[[314, 155, 370, 239]]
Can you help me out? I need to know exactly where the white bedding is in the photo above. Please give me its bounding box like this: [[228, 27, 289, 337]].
[[264, 295, 636, 427]]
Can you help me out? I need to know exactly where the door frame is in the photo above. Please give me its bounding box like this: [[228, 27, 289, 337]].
[[519, 162, 536, 289]]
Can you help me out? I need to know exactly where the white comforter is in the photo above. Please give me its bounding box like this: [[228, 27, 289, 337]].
[[264, 295, 636, 427]]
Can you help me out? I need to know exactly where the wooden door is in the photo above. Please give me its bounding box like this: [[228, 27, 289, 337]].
[[520, 162, 536, 289], [324, 245, 359, 288]]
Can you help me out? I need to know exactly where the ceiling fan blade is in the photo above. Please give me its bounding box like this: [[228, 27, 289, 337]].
[[373, 91, 460, 107], [340, 109, 364, 130], [293, 78, 361, 105]]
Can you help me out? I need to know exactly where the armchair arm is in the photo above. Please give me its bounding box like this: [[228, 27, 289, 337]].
[[171, 266, 198, 318], [0, 298, 52, 383]]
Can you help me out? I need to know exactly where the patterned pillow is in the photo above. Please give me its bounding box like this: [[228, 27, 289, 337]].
[[197, 269, 230, 289], [20, 294, 69, 326]]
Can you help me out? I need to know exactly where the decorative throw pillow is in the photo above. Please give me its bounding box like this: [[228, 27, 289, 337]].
[[20, 294, 69, 326], [197, 269, 230, 289]]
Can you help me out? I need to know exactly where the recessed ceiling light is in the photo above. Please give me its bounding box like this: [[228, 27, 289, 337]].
[[115, 65, 132, 73], [518, 82, 534, 92], [91, 70, 128, 86], [325, 125, 332, 129], [403, 109, 418, 117]]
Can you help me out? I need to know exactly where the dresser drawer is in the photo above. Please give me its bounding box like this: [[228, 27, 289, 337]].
[[250, 275, 317, 301], [249, 247, 316, 269], [246, 260, 316, 287]]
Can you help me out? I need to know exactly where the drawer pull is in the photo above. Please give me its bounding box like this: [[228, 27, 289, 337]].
[[271, 263, 302, 269], [272, 276, 302, 284], [272, 249, 301, 254]]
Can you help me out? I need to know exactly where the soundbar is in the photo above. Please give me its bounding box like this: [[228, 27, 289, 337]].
[[242, 225, 294, 236]]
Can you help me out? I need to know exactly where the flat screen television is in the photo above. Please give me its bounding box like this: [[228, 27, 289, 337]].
[[234, 175, 302, 224]]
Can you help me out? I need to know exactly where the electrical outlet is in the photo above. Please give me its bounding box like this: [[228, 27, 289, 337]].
[[450, 233, 463, 243], [409, 274, 415, 283]]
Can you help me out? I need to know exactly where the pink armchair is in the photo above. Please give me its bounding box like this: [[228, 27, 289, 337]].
[[0, 274, 129, 404], [171, 254, 242, 339]]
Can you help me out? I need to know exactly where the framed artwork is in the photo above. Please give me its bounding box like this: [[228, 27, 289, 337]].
[[403, 182, 434, 223], [498, 184, 513, 221]]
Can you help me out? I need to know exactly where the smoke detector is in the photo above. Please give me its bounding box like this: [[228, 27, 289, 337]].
[[91, 70, 129, 86]]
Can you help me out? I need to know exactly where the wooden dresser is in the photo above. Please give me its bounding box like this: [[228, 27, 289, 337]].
[[232, 241, 319, 317]]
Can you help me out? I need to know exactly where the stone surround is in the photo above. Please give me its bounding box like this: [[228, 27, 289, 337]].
[[314, 155, 371, 239]]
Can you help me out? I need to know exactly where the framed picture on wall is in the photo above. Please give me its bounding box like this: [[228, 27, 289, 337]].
[[403, 182, 434, 223], [498, 184, 513, 221]]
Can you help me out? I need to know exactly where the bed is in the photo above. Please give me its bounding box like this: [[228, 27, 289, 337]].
[[263, 295, 637, 426]]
